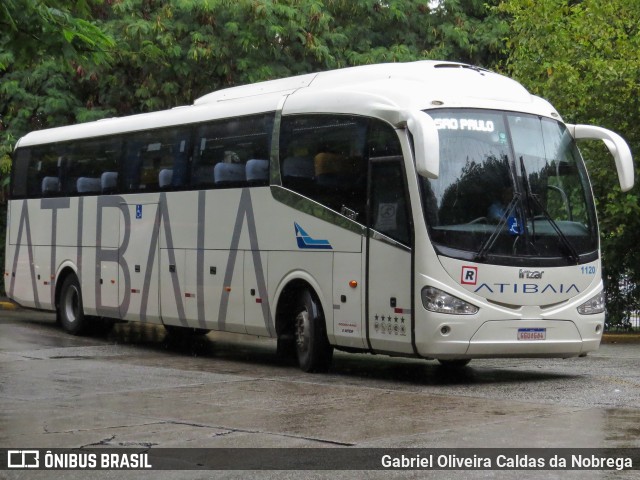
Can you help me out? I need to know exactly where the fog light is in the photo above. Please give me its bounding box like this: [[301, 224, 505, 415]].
[[440, 325, 451, 335]]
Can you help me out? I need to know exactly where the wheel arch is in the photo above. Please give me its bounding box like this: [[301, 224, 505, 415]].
[[273, 271, 333, 342]]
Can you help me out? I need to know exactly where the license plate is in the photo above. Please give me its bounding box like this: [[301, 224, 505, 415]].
[[517, 328, 546, 341]]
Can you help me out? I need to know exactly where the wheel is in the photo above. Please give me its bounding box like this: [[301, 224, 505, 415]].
[[58, 274, 88, 335], [294, 290, 333, 373], [437, 358, 471, 368]]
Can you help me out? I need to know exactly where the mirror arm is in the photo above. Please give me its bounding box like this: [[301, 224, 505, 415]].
[[567, 124, 635, 192]]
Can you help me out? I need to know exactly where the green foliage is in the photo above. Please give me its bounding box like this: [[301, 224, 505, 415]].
[[0, 0, 114, 71], [0, 1, 117, 177], [96, 0, 508, 113], [499, 0, 640, 324]]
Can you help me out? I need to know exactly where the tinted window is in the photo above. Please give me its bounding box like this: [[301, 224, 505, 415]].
[[122, 128, 190, 193], [11, 148, 32, 198], [370, 159, 411, 245], [66, 137, 121, 195], [10, 112, 276, 199], [23, 144, 65, 197], [280, 115, 404, 224], [280, 115, 370, 221], [15, 138, 122, 198], [193, 114, 273, 188]]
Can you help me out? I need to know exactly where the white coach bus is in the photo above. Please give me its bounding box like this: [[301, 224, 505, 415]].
[[5, 61, 635, 371]]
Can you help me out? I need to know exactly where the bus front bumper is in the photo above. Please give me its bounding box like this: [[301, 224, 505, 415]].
[[420, 319, 602, 360]]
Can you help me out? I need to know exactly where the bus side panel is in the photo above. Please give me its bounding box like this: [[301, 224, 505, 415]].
[[183, 247, 246, 333], [6, 200, 41, 309], [263, 190, 366, 346], [244, 250, 272, 336], [7, 199, 68, 311], [34, 245, 54, 307], [159, 247, 188, 328], [332, 250, 365, 349], [121, 202, 161, 324], [183, 248, 244, 332]]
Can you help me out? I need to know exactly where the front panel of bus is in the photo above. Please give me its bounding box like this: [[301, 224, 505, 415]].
[[412, 109, 604, 359]]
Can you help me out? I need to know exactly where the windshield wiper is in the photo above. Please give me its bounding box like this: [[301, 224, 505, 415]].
[[519, 156, 580, 264], [475, 192, 521, 262]]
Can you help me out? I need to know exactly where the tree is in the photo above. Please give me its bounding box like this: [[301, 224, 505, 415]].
[[94, 0, 508, 115], [0, 0, 113, 71], [1, 0, 115, 176], [499, 0, 640, 326]]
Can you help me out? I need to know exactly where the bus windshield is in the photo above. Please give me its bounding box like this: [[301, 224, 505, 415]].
[[421, 109, 598, 266]]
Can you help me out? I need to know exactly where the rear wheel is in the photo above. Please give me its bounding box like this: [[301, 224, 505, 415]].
[[58, 275, 88, 335], [294, 290, 333, 373]]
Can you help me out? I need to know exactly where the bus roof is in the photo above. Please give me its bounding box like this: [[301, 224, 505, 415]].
[[16, 60, 559, 148]]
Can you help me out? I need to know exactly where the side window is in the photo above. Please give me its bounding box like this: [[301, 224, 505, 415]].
[[24, 144, 66, 198], [66, 137, 121, 195], [279, 115, 368, 221], [15, 139, 122, 198], [192, 113, 273, 188], [368, 121, 410, 246], [122, 128, 190, 193], [10, 148, 30, 198]]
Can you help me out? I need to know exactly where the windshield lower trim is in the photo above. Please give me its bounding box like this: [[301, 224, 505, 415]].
[[433, 243, 598, 268]]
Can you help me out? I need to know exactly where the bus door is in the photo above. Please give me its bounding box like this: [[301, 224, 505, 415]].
[[121, 202, 160, 322], [366, 157, 413, 354]]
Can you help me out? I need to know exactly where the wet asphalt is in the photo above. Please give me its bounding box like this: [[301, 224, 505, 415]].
[[1, 308, 639, 480]]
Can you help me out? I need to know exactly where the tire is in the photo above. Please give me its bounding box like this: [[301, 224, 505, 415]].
[[437, 358, 471, 368], [58, 275, 89, 335], [294, 290, 333, 373]]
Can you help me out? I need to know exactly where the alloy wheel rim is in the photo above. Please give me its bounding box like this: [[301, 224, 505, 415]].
[[64, 286, 79, 324]]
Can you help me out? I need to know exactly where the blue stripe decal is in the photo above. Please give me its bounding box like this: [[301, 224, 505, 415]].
[[294, 222, 333, 250]]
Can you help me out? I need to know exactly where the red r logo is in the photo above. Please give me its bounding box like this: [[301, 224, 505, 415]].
[[461, 266, 478, 285]]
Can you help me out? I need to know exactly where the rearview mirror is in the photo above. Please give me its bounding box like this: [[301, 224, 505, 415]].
[[567, 124, 635, 192], [404, 110, 440, 179]]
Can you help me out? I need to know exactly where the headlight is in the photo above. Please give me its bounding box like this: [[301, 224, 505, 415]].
[[577, 291, 605, 315], [421, 286, 479, 315]]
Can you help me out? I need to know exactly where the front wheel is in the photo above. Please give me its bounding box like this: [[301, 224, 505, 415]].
[[58, 275, 88, 335], [294, 290, 333, 373]]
